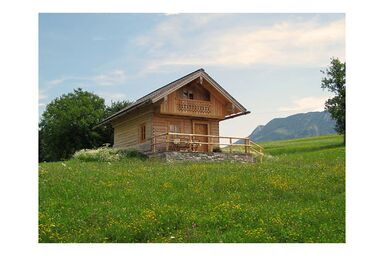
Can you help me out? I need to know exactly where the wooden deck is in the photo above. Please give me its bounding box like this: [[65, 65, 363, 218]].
[[150, 132, 264, 161]]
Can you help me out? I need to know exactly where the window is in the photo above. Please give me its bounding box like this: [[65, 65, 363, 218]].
[[169, 124, 181, 133], [139, 123, 146, 143], [182, 89, 194, 100], [169, 123, 182, 150]]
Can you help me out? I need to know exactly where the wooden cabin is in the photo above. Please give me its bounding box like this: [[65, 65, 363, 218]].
[[97, 69, 252, 154]]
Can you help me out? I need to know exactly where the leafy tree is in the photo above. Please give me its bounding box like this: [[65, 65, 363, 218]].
[[101, 100, 132, 145], [321, 57, 346, 142], [39, 88, 106, 161], [105, 100, 131, 117]]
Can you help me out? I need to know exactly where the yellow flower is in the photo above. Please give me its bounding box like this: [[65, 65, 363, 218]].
[[232, 204, 241, 209]]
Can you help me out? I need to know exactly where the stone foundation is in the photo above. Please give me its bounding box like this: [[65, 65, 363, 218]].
[[146, 151, 255, 163]]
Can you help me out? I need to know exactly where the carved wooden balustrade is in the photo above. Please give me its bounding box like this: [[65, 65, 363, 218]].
[[176, 99, 211, 115]]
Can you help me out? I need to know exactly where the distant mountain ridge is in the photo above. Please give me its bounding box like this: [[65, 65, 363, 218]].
[[247, 111, 336, 142]]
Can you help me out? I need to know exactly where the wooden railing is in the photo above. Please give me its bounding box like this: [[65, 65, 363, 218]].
[[250, 140, 265, 163], [176, 99, 211, 115], [150, 132, 264, 161]]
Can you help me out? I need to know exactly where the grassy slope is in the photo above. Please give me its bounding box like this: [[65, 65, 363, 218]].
[[39, 134, 345, 243]]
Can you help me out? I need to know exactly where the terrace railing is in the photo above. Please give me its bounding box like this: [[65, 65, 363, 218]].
[[150, 132, 264, 161]]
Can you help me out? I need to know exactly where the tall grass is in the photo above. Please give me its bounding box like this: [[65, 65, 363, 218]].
[[72, 147, 147, 162], [39, 135, 345, 243]]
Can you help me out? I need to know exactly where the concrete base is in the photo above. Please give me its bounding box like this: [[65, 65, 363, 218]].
[[146, 151, 255, 163]]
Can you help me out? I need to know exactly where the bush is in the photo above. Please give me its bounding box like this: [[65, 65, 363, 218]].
[[73, 147, 147, 162], [212, 147, 223, 153]]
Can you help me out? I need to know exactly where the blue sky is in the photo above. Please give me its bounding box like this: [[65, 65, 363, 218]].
[[39, 13, 345, 137]]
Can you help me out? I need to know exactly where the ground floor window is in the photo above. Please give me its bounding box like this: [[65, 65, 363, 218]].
[[169, 124, 181, 133], [139, 123, 146, 143]]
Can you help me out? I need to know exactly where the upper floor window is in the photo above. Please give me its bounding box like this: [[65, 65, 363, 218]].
[[183, 89, 194, 100]]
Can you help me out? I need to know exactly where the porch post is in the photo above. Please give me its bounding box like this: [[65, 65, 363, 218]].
[[245, 138, 250, 154], [166, 133, 170, 151]]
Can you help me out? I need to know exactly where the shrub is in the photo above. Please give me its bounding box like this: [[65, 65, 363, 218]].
[[212, 147, 223, 153], [73, 147, 147, 162]]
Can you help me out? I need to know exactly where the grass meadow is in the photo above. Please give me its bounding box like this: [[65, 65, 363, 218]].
[[38, 134, 345, 243]]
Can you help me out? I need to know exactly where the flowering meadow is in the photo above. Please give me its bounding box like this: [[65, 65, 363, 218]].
[[39, 135, 345, 242]]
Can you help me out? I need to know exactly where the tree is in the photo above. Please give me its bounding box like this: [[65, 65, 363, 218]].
[[105, 100, 131, 117], [100, 100, 132, 145], [321, 57, 346, 142], [39, 88, 106, 161]]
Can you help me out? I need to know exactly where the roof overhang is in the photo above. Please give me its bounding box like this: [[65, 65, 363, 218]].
[[223, 110, 251, 120], [94, 68, 249, 128], [93, 99, 151, 129]]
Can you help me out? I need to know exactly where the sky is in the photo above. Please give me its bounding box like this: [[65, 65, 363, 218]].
[[39, 13, 345, 138]]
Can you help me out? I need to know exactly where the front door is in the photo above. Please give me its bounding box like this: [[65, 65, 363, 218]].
[[194, 122, 209, 152]]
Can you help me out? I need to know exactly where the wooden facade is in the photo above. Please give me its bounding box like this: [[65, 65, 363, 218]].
[[98, 69, 250, 153]]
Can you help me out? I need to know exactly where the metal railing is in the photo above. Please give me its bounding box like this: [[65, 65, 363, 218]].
[[150, 132, 264, 161]]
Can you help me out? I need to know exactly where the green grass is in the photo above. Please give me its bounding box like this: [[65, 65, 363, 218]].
[[39, 134, 345, 243]]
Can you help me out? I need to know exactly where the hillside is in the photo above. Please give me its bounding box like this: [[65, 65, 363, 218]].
[[248, 111, 336, 142], [39, 135, 345, 243]]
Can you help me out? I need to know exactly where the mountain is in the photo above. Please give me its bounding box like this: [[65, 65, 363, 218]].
[[247, 111, 337, 142]]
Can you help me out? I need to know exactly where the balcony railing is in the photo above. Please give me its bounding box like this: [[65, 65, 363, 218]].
[[176, 99, 211, 115], [150, 132, 264, 161]]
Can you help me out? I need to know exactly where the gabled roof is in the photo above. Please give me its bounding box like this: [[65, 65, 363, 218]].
[[96, 68, 248, 127]]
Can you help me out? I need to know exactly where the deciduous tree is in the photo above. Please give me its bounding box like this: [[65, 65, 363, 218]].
[[39, 89, 106, 161], [321, 57, 346, 143]]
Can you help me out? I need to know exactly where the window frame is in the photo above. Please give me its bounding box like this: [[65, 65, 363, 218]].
[[139, 123, 146, 143]]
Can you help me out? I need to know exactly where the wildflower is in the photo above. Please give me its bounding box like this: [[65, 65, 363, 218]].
[[232, 204, 241, 209]]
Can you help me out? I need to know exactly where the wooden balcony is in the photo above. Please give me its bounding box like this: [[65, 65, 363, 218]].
[[150, 132, 264, 161], [176, 99, 212, 115]]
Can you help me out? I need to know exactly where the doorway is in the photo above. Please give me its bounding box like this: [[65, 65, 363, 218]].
[[193, 121, 209, 152]]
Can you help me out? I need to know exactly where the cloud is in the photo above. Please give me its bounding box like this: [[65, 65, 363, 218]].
[[278, 96, 330, 112], [45, 69, 128, 88], [163, 13, 180, 16], [92, 70, 127, 86], [135, 16, 345, 72], [39, 91, 47, 100], [47, 79, 65, 86]]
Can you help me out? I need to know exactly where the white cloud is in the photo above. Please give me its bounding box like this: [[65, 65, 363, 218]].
[[44, 69, 128, 88], [92, 70, 127, 86], [136, 16, 345, 72], [278, 96, 330, 112], [47, 79, 65, 86], [163, 13, 180, 16], [39, 91, 47, 100]]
